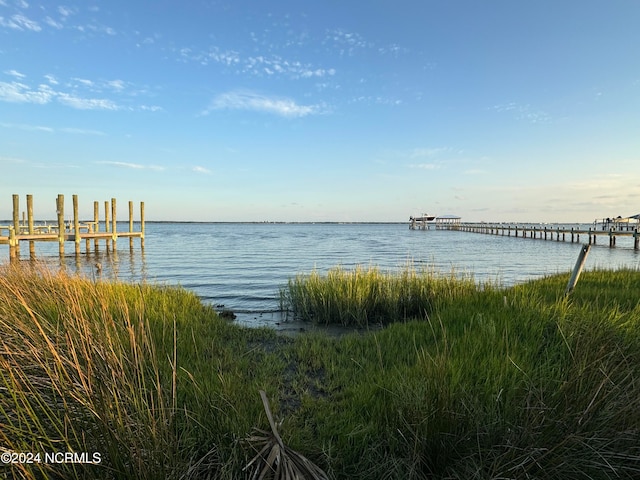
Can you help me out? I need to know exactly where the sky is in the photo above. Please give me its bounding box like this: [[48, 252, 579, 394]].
[[1, 0, 639, 222]]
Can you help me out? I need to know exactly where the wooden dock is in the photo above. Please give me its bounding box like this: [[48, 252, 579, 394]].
[[0, 194, 145, 260], [442, 222, 640, 250]]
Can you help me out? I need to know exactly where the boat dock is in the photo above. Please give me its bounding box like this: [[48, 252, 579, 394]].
[[410, 214, 461, 230], [445, 222, 640, 250], [0, 194, 145, 260]]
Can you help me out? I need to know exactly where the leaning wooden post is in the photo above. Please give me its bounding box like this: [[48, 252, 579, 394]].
[[140, 201, 145, 250], [565, 244, 591, 296], [73, 194, 81, 255], [111, 198, 117, 250], [57, 194, 65, 256], [12, 194, 20, 256], [27, 194, 35, 258], [129, 200, 134, 251]]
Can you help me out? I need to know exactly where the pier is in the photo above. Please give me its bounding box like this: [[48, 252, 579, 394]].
[[0, 194, 145, 260], [444, 222, 640, 250]]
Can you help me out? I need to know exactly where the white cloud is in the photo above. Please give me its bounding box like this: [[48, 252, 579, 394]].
[[44, 74, 59, 85], [97, 161, 165, 171], [0, 14, 41, 31], [58, 6, 75, 17], [57, 92, 119, 110], [0, 121, 53, 132], [4, 69, 25, 78], [193, 166, 212, 174], [0, 81, 54, 103], [44, 16, 63, 29], [205, 90, 323, 118], [491, 102, 550, 124], [72, 77, 94, 87], [107, 79, 126, 91], [409, 163, 440, 170], [409, 147, 449, 159]]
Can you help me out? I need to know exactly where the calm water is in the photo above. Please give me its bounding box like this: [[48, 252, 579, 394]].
[[5, 222, 640, 327]]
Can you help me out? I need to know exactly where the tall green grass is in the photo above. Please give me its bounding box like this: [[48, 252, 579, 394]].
[[280, 265, 481, 326], [2, 263, 639, 479]]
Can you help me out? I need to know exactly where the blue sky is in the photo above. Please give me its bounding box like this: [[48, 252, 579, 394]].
[[1, 1, 639, 222]]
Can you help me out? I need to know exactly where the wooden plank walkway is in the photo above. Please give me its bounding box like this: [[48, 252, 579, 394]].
[[0, 194, 145, 260], [441, 222, 640, 250]]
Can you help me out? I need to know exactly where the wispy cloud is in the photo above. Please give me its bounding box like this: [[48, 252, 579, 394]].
[[491, 102, 550, 124], [0, 74, 161, 112], [325, 29, 370, 56], [4, 69, 25, 78], [204, 90, 324, 118], [193, 166, 212, 174], [408, 163, 440, 170], [178, 46, 335, 80], [96, 161, 165, 171], [0, 13, 41, 31], [409, 147, 450, 159], [0, 81, 54, 104]]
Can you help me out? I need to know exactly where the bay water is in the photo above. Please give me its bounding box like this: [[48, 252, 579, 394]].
[[6, 222, 640, 328]]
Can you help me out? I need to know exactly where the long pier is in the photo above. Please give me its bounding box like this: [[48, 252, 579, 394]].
[[0, 194, 145, 260], [443, 222, 640, 250]]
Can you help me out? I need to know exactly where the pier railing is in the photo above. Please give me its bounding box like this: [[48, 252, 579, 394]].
[[0, 194, 145, 260], [440, 222, 640, 250]]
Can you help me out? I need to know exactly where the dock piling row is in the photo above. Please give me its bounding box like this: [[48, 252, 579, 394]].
[[448, 223, 639, 250], [1, 194, 145, 260]]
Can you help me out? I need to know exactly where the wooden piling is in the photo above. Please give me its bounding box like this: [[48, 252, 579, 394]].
[[94, 201, 100, 251], [104, 201, 110, 252], [111, 198, 117, 250], [129, 201, 134, 251], [9, 226, 17, 260], [140, 201, 145, 249], [57, 194, 65, 256], [634, 228, 639, 250], [27, 194, 35, 258], [73, 195, 80, 255], [12, 194, 20, 256]]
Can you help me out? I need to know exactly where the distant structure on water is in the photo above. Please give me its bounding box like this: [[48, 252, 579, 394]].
[[409, 213, 461, 230]]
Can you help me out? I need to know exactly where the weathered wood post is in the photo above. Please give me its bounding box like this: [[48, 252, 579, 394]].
[[565, 244, 591, 295], [9, 226, 17, 261], [56, 194, 65, 256], [12, 194, 20, 256], [73, 194, 81, 255], [129, 200, 134, 251], [27, 194, 35, 258], [104, 200, 110, 252], [634, 228, 639, 250], [140, 201, 145, 249], [94, 201, 100, 252], [609, 228, 615, 247], [111, 198, 117, 250]]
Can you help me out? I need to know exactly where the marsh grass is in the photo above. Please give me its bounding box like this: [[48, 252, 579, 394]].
[[1, 263, 639, 479], [280, 265, 480, 326]]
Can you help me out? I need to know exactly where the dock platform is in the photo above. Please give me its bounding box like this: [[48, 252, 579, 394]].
[[0, 194, 145, 260]]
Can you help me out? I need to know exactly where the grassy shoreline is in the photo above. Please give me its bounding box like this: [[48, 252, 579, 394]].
[[1, 264, 639, 479]]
